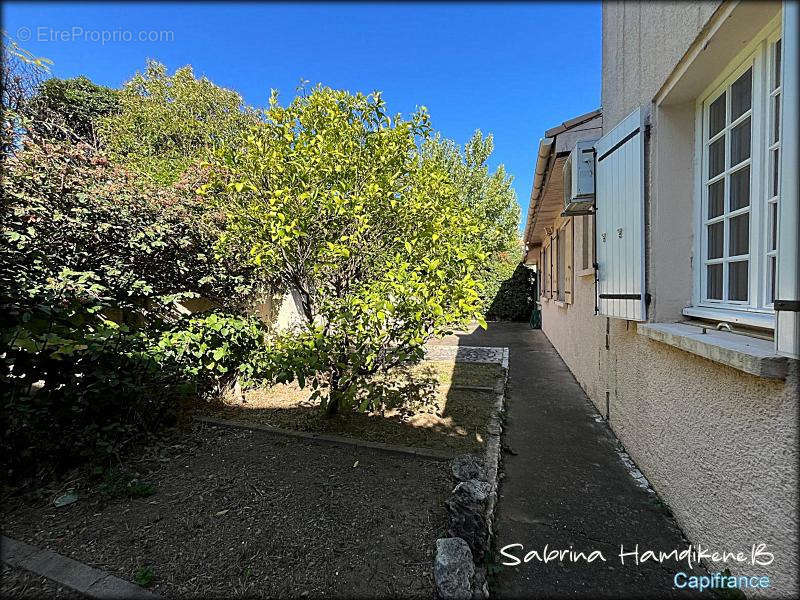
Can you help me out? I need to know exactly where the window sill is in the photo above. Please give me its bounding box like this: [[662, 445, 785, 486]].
[[577, 267, 595, 278], [554, 300, 567, 308], [682, 306, 775, 330], [637, 322, 788, 380]]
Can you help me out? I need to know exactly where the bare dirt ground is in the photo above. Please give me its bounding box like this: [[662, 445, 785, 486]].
[[208, 360, 504, 455], [3, 423, 450, 599], [1, 564, 86, 599]]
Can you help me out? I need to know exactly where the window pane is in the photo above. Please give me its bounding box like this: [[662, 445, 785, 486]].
[[728, 260, 748, 301], [708, 222, 724, 259], [731, 68, 752, 121], [772, 148, 780, 198], [730, 167, 750, 210], [729, 213, 749, 256], [707, 264, 723, 300], [709, 138, 725, 178], [769, 256, 776, 304], [730, 117, 751, 165], [774, 39, 782, 89], [709, 93, 726, 137], [770, 202, 778, 251], [708, 180, 724, 218], [773, 93, 781, 143]]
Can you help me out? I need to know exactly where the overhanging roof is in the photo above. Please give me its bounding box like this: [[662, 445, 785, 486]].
[[522, 109, 603, 250]]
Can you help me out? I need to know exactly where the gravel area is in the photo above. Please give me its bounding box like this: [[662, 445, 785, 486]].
[[3, 423, 450, 599], [1, 564, 86, 599]]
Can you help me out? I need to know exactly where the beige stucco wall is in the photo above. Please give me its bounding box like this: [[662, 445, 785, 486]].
[[542, 264, 799, 596], [536, 2, 799, 595]]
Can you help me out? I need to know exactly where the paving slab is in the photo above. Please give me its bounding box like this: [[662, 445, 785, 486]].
[[430, 323, 706, 598]]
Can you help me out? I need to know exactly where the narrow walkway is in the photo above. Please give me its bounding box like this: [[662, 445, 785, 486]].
[[430, 323, 704, 599]]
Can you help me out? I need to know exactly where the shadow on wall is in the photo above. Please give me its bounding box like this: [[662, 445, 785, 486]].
[[486, 264, 536, 322]]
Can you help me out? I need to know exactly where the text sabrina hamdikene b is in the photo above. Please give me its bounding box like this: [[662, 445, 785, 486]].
[[499, 543, 775, 570]]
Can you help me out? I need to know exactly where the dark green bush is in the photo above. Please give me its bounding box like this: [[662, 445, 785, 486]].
[[1, 305, 186, 483], [485, 262, 537, 321]]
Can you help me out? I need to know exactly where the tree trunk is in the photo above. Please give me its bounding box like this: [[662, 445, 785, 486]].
[[326, 372, 341, 417], [325, 394, 340, 417]]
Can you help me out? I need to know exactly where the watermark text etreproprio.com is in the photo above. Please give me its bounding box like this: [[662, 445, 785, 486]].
[[16, 26, 174, 45]]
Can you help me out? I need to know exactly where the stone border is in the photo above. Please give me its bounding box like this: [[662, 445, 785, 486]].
[[435, 346, 509, 599], [1, 535, 159, 599], [195, 416, 457, 461], [484, 347, 509, 538]]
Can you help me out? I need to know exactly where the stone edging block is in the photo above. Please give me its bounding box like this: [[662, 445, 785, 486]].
[[1, 535, 159, 599]]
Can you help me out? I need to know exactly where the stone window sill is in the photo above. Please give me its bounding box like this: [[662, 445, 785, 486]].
[[577, 267, 595, 278], [637, 322, 788, 380]]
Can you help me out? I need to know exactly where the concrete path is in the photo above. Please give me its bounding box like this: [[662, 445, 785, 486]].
[[430, 323, 705, 599]]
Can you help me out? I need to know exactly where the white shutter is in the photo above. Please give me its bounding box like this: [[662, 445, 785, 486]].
[[776, 1, 799, 358], [595, 107, 647, 321]]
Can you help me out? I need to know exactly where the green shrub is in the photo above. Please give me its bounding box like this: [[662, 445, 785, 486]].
[[485, 262, 536, 321], [1, 305, 185, 483], [155, 312, 270, 397]]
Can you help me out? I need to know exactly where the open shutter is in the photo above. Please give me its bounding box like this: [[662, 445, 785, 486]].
[[776, 1, 799, 358], [595, 107, 647, 321], [541, 239, 549, 298], [551, 233, 557, 299], [565, 218, 574, 304]]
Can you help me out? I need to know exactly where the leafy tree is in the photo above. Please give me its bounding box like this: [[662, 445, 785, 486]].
[[100, 60, 259, 184], [26, 76, 120, 145], [209, 86, 487, 415], [1, 139, 258, 325], [422, 131, 521, 313]]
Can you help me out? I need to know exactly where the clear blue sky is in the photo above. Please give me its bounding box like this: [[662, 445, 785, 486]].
[[4, 1, 602, 232]]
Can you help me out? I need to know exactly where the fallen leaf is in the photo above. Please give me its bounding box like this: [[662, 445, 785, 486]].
[[53, 491, 78, 507]]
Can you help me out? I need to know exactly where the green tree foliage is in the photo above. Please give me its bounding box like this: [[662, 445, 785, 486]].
[[0, 138, 260, 482], [422, 131, 521, 313], [486, 261, 537, 321], [1, 140, 254, 318], [1, 50, 265, 483], [26, 76, 120, 145], [209, 86, 488, 415], [100, 60, 259, 184]]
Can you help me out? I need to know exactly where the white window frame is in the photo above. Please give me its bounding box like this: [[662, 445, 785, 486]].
[[763, 30, 782, 309], [691, 16, 783, 326]]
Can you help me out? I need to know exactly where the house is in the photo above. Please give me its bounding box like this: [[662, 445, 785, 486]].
[[523, 1, 798, 592]]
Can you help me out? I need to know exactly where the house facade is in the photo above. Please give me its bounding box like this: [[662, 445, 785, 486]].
[[524, 1, 798, 593]]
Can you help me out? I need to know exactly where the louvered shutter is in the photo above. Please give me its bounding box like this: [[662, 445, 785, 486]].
[[776, 2, 799, 358], [564, 218, 574, 304], [595, 107, 647, 321]]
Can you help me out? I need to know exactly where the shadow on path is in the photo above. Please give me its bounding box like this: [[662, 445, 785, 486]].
[[430, 322, 706, 599]]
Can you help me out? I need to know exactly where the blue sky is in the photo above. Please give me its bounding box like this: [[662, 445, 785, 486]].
[[4, 1, 602, 231]]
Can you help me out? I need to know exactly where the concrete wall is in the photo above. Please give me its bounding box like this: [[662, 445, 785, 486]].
[[539, 2, 799, 595]]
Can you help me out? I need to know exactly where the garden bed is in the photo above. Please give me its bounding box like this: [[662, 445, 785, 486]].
[[205, 360, 505, 456], [3, 423, 450, 599]]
